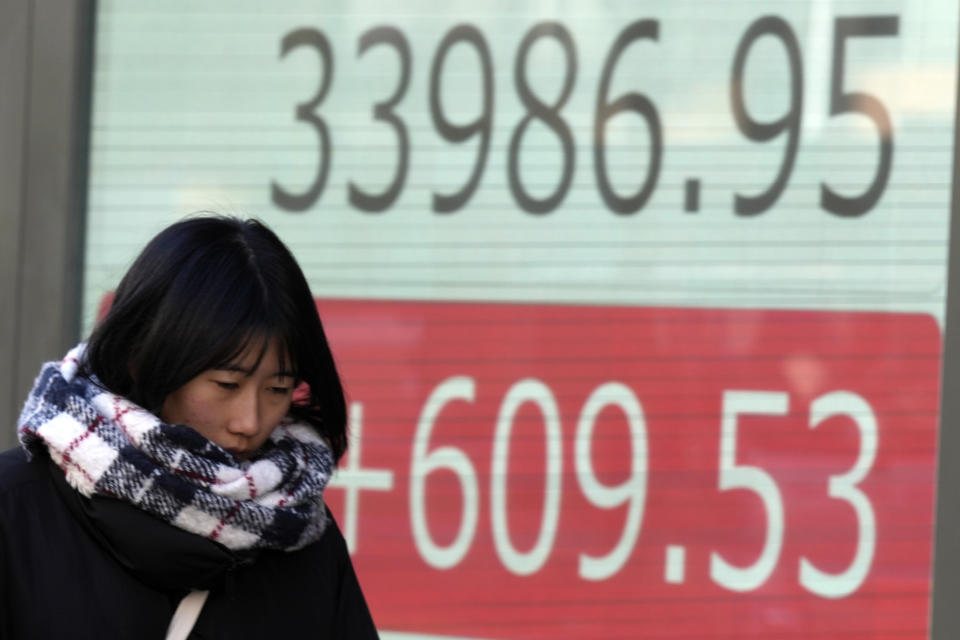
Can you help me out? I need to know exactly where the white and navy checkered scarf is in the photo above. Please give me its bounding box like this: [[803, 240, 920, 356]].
[[17, 344, 333, 552]]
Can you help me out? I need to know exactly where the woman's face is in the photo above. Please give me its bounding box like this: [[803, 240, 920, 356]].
[[160, 337, 295, 458]]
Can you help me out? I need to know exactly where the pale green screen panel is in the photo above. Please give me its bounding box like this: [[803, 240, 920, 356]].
[[85, 0, 957, 328]]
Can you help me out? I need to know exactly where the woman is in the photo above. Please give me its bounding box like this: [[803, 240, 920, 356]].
[[0, 216, 378, 638]]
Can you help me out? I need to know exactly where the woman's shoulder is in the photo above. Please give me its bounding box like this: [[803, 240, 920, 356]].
[[0, 447, 64, 539], [0, 446, 47, 496]]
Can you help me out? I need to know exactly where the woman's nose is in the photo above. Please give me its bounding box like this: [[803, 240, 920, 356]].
[[226, 390, 261, 436]]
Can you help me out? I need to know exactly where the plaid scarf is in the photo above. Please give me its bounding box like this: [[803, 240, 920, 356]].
[[18, 345, 333, 552]]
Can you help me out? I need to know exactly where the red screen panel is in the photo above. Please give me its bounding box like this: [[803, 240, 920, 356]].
[[321, 300, 940, 640]]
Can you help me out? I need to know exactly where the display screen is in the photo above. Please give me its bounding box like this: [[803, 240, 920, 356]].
[[84, 1, 956, 637]]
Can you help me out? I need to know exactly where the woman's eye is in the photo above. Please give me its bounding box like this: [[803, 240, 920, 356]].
[[269, 386, 292, 395], [215, 381, 239, 390]]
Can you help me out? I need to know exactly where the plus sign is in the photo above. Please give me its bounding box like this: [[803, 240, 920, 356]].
[[328, 401, 394, 554]]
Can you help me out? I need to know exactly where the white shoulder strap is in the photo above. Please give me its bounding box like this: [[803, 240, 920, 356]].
[[165, 589, 210, 640]]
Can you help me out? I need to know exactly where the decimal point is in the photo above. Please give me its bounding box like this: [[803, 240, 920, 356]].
[[665, 545, 686, 584], [685, 179, 701, 213]]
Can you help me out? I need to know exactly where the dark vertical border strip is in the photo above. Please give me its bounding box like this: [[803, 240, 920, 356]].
[[929, 2, 960, 638], [70, 0, 96, 343], [9, 0, 34, 438], [8, 0, 97, 448]]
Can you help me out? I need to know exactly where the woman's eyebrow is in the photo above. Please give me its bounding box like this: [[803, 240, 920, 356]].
[[213, 364, 296, 378], [214, 363, 253, 375]]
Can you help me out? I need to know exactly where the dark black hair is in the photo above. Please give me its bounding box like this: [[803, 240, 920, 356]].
[[83, 215, 347, 462]]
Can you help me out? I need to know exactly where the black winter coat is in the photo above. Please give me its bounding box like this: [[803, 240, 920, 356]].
[[0, 447, 379, 639]]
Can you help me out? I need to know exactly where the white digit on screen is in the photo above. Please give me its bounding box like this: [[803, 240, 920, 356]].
[[410, 376, 478, 570], [491, 379, 562, 576], [575, 382, 647, 581], [711, 390, 788, 592], [799, 391, 877, 598]]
